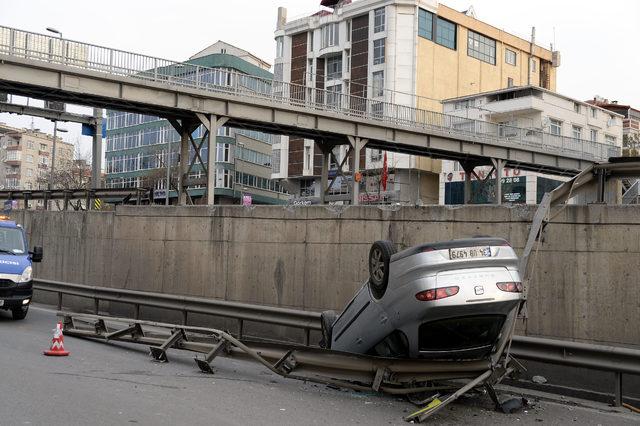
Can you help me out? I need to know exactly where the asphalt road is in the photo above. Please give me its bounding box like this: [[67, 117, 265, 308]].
[[0, 305, 638, 426]]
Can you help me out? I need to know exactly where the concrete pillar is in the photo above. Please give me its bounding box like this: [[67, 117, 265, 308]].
[[178, 126, 190, 205], [492, 158, 504, 205], [320, 143, 330, 205], [91, 108, 103, 189], [207, 115, 218, 206], [347, 136, 368, 206], [463, 164, 473, 205]]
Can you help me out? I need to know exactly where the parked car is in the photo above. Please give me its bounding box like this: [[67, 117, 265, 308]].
[[0, 216, 43, 320], [320, 237, 523, 360]]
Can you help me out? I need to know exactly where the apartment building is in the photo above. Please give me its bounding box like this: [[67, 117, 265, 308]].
[[0, 123, 74, 191], [439, 86, 623, 204], [271, 0, 559, 204], [586, 97, 640, 155], [105, 41, 289, 205]]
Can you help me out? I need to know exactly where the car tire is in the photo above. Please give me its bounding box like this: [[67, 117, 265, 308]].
[[368, 240, 396, 300], [319, 310, 337, 349], [12, 305, 28, 320]]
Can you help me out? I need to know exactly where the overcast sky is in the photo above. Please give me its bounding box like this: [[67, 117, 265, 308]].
[[1, 0, 638, 156]]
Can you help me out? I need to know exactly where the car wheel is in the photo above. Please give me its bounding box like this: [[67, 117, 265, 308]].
[[319, 310, 337, 349], [368, 240, 396, 300], [12, 305, 28, 320]]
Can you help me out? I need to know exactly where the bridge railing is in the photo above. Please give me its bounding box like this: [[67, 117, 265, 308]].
[[0, 25, 620, 162]]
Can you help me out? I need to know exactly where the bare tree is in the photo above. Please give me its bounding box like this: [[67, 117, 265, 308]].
[[36, 144, 92, 210]]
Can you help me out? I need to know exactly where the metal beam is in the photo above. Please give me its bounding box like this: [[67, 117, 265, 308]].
[[0, 101, 95, 125]]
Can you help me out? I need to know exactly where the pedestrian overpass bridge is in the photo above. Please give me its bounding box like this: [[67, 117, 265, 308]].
[[0, 25, 618, 205]]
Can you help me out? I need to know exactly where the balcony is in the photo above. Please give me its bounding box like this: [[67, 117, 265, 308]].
[[6, 145, 21, 151], [38, 150, 49, 157]]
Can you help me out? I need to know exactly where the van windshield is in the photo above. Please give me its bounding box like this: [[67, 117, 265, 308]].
[[0, 227, 26, 254]]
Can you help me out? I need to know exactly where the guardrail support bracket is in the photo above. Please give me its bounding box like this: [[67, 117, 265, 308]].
[[149, 328, 186, 363]]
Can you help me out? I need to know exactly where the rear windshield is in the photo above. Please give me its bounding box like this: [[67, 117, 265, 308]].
[[0, 227, 25, 254]]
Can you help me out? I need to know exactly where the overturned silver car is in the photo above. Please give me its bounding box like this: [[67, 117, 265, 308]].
[[321, 237, 523, 360]]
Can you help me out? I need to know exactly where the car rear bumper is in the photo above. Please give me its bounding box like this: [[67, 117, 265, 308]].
[[0, 280, 32, 309]]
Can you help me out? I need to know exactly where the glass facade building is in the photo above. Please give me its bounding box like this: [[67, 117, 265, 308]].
[[105, 46, 288, 205]]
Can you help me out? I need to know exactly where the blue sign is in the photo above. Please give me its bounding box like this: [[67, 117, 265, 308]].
[[81, 121, 107, 138]]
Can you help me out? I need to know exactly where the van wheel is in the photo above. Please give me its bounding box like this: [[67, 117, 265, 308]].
[[12, 305, 28, 320], [319, 310, 337, 349], [369, 240, 396, 300]]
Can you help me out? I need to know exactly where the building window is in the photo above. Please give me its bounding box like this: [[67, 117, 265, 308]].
[[372, 71, 384, 97], [345, 49, 351, 70], [467, 30, 496, 65], [27, 141, 34, 149], [605, 135, 616, 145], [591, 107, 597, 118], [326, 55, 342, 80], [574, 103, 581, 114], [309, 31, 314, 51], [346, 20, 351, 42], [216, 143, 231, 163], [572, 125, 582, 140], [40, 156, 49, 165], [327, 84, 342, 108], [505, 49, 517, 66], [26, 154, 33, 163], [26, 169, 33, 177], [307, 59, 314, 81], [374, 7, 385, 33], [275, 36, 284, 58], [530, 58, 537, 73], [40, 143, 47, 151], [507, 77, 514, 88], [590, 129, 598, 142], [549, 119, 562, 136], [321, 23, 339, 49], [436, 17, 457, 49], [373, 38, 385, 65], [418, 9, 433, 40]]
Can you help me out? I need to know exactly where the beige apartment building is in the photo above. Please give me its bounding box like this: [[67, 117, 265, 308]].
[[0, 124, 75, 191]]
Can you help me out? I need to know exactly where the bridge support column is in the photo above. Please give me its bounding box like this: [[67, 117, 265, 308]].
[[168, 117, 201, 206], [460, 159, 494, 205], [91, 108, 103, 189], [491, 158, 504, 205], [347, 136, 368, 206], [319, 143, 331, 205], [196, 113, 229, 206]]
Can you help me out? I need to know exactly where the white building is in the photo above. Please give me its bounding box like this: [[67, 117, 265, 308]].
[[439, 86, 624, 204]]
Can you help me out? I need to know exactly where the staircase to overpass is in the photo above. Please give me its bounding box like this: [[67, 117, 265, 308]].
[[0, 26, 620, 205]]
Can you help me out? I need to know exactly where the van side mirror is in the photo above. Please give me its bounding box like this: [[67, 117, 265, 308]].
[[30, 246, 43, 263]]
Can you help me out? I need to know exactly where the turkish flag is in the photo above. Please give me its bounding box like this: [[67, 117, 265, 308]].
[[381, 152, 388, 192]]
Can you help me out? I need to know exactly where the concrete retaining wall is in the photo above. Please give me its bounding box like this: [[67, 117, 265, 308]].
[[12, 204, 640, 348]]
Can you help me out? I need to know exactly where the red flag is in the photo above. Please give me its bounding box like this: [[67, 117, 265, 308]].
[[381, 152, 388, 192]]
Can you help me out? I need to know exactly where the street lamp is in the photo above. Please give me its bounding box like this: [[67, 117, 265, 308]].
[[46, 27, 62, 38], [234, 142, 245, 203]]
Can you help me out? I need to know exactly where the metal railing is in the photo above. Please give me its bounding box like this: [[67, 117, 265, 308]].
[[623, 180, 640, 204], [33, 278, 639, 405], [0, 25, 620, 163], [0, 188, 151, 210]]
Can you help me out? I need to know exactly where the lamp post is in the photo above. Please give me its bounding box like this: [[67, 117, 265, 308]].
[[46, 27, 63, 61], [234, 142, 245, 203]]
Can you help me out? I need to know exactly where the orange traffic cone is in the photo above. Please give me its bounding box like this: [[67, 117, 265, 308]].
[[43, 321, 70, 356]]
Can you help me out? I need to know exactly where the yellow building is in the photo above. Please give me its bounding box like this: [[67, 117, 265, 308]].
[[417, 4, 558, 111]]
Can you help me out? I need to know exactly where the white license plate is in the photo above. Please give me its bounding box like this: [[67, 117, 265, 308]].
[[0, 300, 4, 307], [449, 246, 491, 260]]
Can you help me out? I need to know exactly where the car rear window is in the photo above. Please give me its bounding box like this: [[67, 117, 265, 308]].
[[418, 315, 505, 352]]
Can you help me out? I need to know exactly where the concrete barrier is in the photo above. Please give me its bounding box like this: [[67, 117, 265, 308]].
[[12, 204, 640, 348]]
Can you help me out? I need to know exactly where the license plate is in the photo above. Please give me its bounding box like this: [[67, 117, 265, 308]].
[[0, 300, 3, 307], [449, 246, 491, 260]]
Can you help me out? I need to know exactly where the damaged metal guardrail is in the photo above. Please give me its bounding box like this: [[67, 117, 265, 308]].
[[34, 278, 640, 409]]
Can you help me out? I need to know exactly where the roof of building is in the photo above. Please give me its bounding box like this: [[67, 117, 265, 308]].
[[442, 85, 625, 117], [189, 40, 271, 72], [586, 99, 640, 115]]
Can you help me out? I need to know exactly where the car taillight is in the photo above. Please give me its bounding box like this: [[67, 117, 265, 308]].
[[415, 286, 459, 301], [496, 282, 523, 293]]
